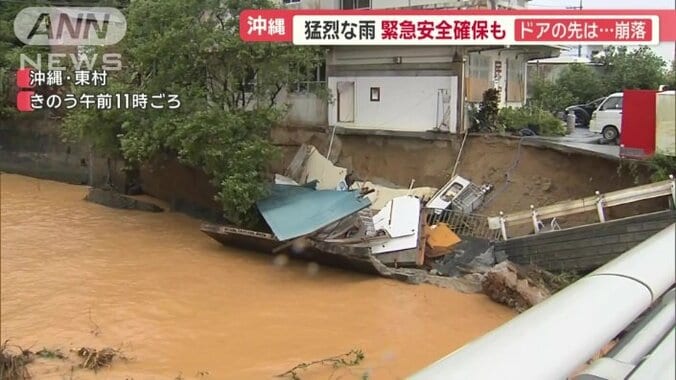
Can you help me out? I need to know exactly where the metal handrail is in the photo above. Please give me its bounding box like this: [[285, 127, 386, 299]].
[[488, 175, 675, 240]]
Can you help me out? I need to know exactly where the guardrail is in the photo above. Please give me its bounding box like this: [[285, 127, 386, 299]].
[[488, 175, 676, 240]]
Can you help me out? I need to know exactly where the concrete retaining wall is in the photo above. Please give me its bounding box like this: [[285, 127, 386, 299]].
[[494, 210, 676, 272], [0, 118, 127, 189]]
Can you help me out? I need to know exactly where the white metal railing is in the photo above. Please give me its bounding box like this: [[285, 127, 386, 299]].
[[488, 175, 676, 240], [410, 224, 676, 380]]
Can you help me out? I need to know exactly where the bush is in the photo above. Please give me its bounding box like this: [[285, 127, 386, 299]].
[[647, 154, 676, 181], [500, 105, 567, 136], [529, 78, 576, 113], [470, 88, 501, 132]]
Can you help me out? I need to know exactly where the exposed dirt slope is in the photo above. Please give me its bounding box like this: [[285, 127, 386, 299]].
[[271, 129, 665, 230]]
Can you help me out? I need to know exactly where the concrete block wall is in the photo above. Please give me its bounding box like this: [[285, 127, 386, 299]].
[[494, 210, 676, 273]]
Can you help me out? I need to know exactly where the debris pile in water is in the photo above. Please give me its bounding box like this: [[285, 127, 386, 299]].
[[481, 261, 551, 312], [276, 349, 365, 380], [76, 347, 125, 371], [0, 341, 128, 379], [0, 341, 33, 380]]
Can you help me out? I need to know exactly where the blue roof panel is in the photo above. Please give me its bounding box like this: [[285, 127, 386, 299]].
[[257, 185, 371, 241]]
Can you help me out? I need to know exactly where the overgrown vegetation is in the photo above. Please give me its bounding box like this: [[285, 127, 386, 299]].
[[0, 341, 33, 380], [531, 46, 671, 113], [470, 88, 566, 136], [70, 0, 324, 225], [0, 0, 325, 226], [499, 105, 566, 136], [647, 154, 676, 182], [0, 342, 128, 380], [469, 88, 501, 132]]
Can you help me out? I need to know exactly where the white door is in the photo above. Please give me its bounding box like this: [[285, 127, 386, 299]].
[[591, 95, 623, 135], [337, 81, 355, 122]]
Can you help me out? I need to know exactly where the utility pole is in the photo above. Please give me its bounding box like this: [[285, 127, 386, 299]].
[[566, 0, 583, 57]]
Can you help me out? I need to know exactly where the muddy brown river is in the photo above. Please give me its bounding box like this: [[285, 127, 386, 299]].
[[1, 173, 514, 379]]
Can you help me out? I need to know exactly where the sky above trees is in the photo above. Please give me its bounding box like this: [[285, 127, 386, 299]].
[[528, 0, 676, 62]]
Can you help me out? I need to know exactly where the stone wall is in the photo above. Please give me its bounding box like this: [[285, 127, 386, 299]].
[[494, 210, 676, 272]]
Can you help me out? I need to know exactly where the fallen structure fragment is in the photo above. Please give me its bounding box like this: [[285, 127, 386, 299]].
[[350, 180, 437, 210], [202, 145, 501, 281], [424, 223, 462, 258], [425, 175, 492, 214], [286, 144, 437, 210], [256, 184, 371, 241]]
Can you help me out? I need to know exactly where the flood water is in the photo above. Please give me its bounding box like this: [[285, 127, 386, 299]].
[[1, 173, 514, 379]]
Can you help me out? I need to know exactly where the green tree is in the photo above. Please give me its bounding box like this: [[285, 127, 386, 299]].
[[666, 60, 676, 89], [529, 77, 575, 113], [62, 0, 324, 225], [0, 1, 51, 120], [596, 46, 667, 92], [529, 47, 669, 112], [555, 64, 606, 104]]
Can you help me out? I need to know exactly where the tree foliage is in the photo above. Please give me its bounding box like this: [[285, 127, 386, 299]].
[[530, 46, 669, 112], [470, 88, 501, 132], [499, 105, 566, 136], [59, 0, 324, 225], [529, 77, 575, 113], [596, 46, 667, 92]]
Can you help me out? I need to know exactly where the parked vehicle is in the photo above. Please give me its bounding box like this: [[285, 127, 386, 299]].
[[589, 92, 623, 141], [564, 96, 606, 128]]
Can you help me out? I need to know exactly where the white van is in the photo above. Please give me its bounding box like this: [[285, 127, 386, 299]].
[[589, 92, 623, 141]]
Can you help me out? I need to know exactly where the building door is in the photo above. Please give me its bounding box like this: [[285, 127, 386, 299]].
[[337, 81, 355, 122]]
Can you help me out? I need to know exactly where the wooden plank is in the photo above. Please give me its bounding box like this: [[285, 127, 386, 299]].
[[416, 210, 427, 266]]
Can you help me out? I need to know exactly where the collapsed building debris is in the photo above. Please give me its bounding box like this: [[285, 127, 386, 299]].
[[424, 223, 462, 258], [284, 144, 437, 210], [1, 341, 33, 380], [203, 144, 514, 294], [481, 261, 552, 312]]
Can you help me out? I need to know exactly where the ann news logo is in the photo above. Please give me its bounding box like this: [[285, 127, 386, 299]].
[[13, 7, 126, 46]]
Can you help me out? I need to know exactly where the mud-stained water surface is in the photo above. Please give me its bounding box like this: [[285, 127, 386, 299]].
[[1, 173, 514, 379]]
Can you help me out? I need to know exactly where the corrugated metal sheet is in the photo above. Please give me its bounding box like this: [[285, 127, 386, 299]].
[[257, 184, 371, 241]]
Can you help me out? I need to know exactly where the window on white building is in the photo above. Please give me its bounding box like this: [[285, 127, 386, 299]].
[[505, 58, 524, 102], [291, 61, 326, 93], [370, 87, 380, 102], [466, 53, 491, 102], [341, 0, 371, 9], [283, 0, 301, 4]]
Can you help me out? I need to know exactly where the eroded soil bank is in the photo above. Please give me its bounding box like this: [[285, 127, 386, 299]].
[[0, 173, 515, 379]]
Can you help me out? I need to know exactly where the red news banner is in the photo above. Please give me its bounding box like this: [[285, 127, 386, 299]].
[[239, 9, 676, 45]]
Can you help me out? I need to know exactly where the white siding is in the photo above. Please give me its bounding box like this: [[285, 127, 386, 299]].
[[328, 75, 458, 132], [329, 45, 459, 65]]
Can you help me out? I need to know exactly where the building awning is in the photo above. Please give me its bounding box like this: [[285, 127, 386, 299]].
[[528, 56, 593, 64]]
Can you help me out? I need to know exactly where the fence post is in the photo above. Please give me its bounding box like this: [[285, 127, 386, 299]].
[[531, 205, 540, 233], [499, 211, 508, 241], [596, 190, 606, 223], [670, 175, 675, 209]]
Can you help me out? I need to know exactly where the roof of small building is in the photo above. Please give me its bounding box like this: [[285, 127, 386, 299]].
[[528, 56, 594, 65]]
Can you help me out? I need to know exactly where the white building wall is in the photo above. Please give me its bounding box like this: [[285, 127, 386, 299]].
[[329, 45, 461, 65], [280, 91, 328, 127], [328, 75, 458, 132]]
